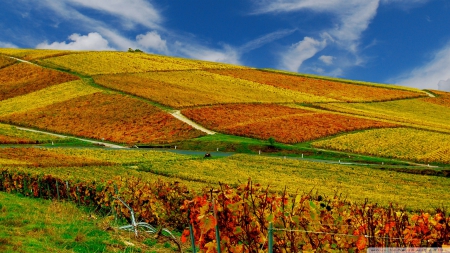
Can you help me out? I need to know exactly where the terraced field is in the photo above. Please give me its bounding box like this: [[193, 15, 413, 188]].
[[182, 104, 397, 143], [207, 69, 427, 102], [313, 128, 450, 164], [94, 71, 334, 108], [0, 92, 206, 144]]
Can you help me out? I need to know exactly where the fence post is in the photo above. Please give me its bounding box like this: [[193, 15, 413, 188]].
[[213, 198, 221, 253], [56, 180, 60, 201], [268, 222, 273, 253], [188, 209, 197, 253]]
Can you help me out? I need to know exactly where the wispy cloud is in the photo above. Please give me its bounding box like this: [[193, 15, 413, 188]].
[[252, 0, 380, 74], [319, 55, 334, 65], [0, 41, 18, 48], [53, 0, 162, 29], [174, 41, 241, 65], [36, 32, 114, 50], [281, 37, 327, 72], [388, 42, 450, 91], [239, 29, 297, 52]]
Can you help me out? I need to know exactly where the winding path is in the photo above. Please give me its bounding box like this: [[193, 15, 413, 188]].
[[170, 110, 216, 135], [16, 126, 126, 149]]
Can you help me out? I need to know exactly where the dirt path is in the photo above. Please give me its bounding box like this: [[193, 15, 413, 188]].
[[170, 110, 216, 135], [16, 127, 126, 149], [424, 90, 436, 97]]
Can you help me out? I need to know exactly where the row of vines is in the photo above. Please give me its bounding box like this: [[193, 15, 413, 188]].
[[1, 168, 448, 252]]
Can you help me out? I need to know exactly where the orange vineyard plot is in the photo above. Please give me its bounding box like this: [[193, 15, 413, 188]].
[[0, 93, 206, 144], [94, 71, 333, 108], [182, 104, 397, 143], [0, 55, 16, 68], [207, 69, 426, 102], [0, 63, 78, 101], [0, 148, 113, 167], [313, 128, 450, 164]]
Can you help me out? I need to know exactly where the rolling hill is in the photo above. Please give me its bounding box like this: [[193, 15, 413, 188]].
[[1, 48, 449, 251]]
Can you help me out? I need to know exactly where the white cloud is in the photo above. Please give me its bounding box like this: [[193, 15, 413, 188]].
[[281, 37, 327, 72], [389, 43, 450, 90], [438, 79, 450, 92], [36, 32, 114, 50], [0, 41, 18, 48], [319, 55, 334, 65], [136, 31, 167, 53], [175, 42, 241, 65]]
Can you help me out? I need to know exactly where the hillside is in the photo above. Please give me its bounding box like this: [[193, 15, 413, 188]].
[[0, 48, 449, 252], [0, 48, 448, 165]]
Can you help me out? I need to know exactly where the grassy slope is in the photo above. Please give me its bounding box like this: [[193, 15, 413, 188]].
[[0, 192, 184, 253]]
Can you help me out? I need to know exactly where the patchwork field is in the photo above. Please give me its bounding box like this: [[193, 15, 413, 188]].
[[182, 104, 397, 143], [0, 63, 78, 101], [207, 69, 426, 102], [313, 128, 450, 164], [317, 98, 450, 133], [0, 92, 206, 144], [94, 71, 334, 108], [1, 148, 448, 210]]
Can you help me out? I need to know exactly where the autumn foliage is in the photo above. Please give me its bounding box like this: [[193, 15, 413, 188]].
[[182, 104, 397, 143], [1, 169, 448, 252], [423, 90, 450, 108], [207, 69, 426, 102], [0, 92, 206, 144], [0, 63, 78, 101]]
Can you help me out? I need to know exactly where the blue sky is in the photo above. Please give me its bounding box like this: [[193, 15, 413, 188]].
[[1, 0, 450, 91]]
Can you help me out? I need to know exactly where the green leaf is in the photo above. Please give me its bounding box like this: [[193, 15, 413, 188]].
[[309, 200, 316, 209]]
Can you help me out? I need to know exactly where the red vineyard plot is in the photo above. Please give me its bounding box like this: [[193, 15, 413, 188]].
[[0, 92, 206, 144], [207, 69, 426, 102], [182, 104, 398, 144], [0, 63, 78, 101]]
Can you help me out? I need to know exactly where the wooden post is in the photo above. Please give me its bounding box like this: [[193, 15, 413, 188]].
[[188, 210, 197, 253], [268, 222, 273, 253], [213, 198, 221, 253]]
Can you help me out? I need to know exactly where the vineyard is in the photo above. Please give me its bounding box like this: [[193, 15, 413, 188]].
[[0, 92, 206, 144], [313, 128, 450, 164], [182, 104, 397, 143], [317, 99, 450, 133], [0, 48, 449, 251], [36, 51, 247, 76], [0, 63, 79, 101], [94, 71, 333, 108], [207, 69, 426, 102], [0, 80, 101, 116]]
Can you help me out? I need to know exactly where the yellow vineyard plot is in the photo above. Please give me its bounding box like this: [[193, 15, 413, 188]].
[[94, 70, 334, 108], [312, 128, 450, 164], [0, 48, 73, 60], [0, 80, 101, 116], [140, 153, 450, 210], [37, 51, 246, 75], [318, 99, 450, 133]]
